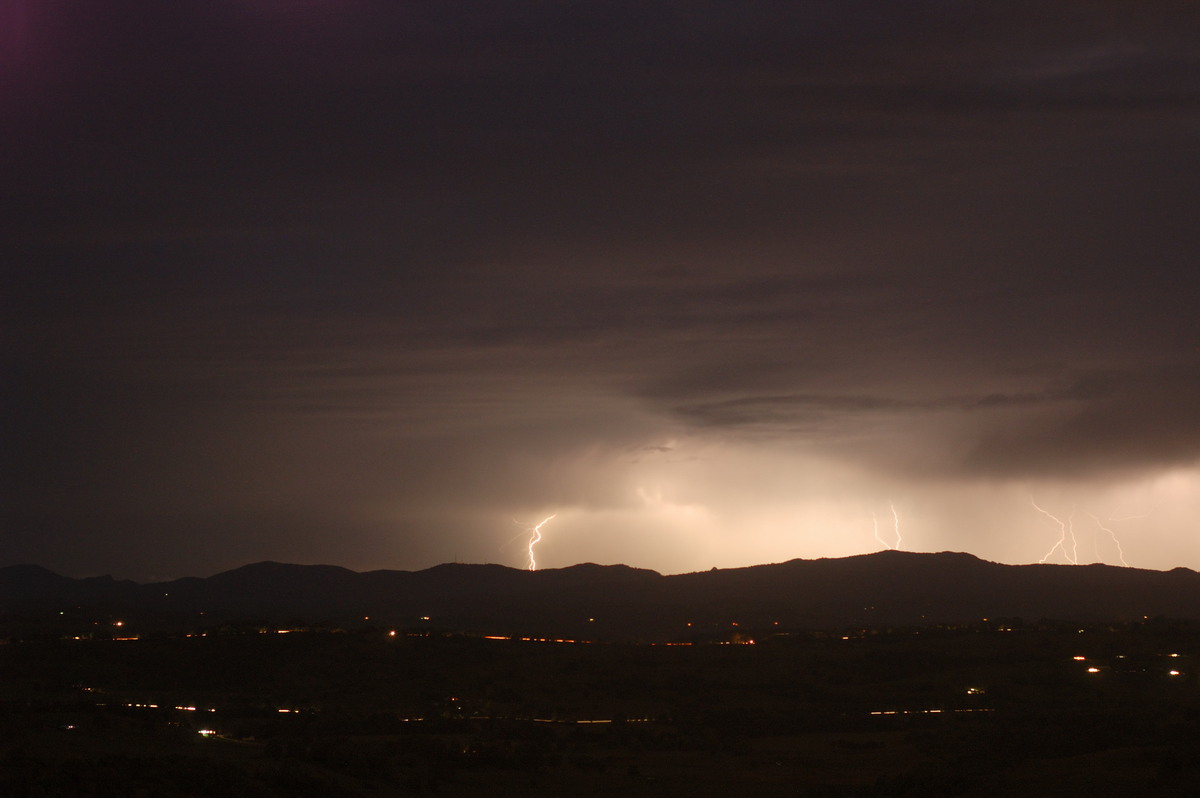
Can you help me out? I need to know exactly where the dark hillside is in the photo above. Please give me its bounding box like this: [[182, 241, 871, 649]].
[[2, 552, 1198, 639]]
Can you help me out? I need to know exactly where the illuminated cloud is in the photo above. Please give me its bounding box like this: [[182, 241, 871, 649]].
[[3, 3, 1199, 578]]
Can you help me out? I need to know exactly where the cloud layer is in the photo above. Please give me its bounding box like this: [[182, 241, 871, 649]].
[[4, 2, 1199, 578]]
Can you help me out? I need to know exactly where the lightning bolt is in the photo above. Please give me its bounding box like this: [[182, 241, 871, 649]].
[[521, 513, 556, 572], [1086, 512, 1129, 567], [890, 502, 902, 551], [1108, 508, 1155, 522], [872, 503, 902, 551], [872, 512, 888, 550], [1033, 498, 1077, 564]]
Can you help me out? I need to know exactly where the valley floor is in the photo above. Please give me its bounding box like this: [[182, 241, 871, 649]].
[[2, 621, 1198, 796]]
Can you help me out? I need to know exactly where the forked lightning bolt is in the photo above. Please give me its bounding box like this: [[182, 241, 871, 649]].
[[1032, 498, 1145, 567], [1086, 512, 1129, 567], [523, 514, 557, 572], [1033, 499, 1078, 564]]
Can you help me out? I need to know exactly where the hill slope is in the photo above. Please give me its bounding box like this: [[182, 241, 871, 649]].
[[3, 551, 1198, 639]]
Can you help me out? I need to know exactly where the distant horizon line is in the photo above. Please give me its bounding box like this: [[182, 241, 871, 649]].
[[6, 548, 1190, 585]]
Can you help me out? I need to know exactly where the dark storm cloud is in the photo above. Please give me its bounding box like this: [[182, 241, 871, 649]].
[[966, 367, 1200, 478], [668, 387, 1067, 433], [4, 1, 1200, 576], [659, 367, 1200, 481]]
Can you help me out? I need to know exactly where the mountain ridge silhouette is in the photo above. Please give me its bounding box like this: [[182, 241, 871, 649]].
[[3, 551, 1197, 639]]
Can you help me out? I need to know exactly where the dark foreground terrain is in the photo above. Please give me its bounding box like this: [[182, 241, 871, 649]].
[[2, 619, 1198, 797]]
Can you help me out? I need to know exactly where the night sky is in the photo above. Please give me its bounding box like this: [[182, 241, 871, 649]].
[[4, 2, 1199, 580]]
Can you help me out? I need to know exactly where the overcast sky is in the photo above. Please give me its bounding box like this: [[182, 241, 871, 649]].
[[4, 1, 1199, 580]]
